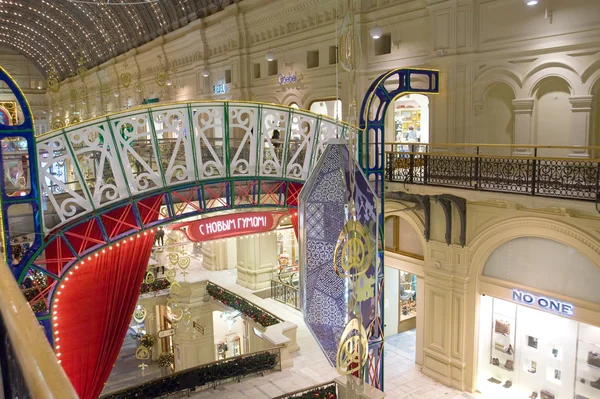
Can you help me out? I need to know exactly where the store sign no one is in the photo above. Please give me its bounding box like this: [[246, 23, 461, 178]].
[[512, 289, 573, 316], [278, 72, 296, 85]]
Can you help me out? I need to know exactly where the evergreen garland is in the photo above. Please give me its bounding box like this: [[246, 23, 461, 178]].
[[140, 278, 171, 294], [286, 385, 337, 399], [206, 282, 280, 327]]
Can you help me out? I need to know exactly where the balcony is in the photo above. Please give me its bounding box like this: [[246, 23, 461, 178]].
[[385, 143, 600, 205]]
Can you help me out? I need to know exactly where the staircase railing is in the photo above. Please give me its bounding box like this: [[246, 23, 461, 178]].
[[0, 262, 78, 399]]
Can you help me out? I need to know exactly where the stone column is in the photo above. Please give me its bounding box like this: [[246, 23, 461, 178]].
[[201, 239, 237, 271], [568, 95, 594, 158], [236, 233, 277, 290], [174, 282, 215, 370], [511, 98, 535, 155]]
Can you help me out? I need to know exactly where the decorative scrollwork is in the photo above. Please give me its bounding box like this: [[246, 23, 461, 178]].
[[333, 220, 374, 278], [336, 318, 368, 375]]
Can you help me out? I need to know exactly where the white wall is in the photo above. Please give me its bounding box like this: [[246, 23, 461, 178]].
[[36, 0, 600, 153], [384, 266, 399, 337]]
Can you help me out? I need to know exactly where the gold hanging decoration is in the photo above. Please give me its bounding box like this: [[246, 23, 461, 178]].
[[336, 318, 369, 375], [120, 72, 132, 88], [47, 67, 61, 93], [135, 346, 150, 360], [133, 306, 147, 323], [333, 220, 374, 278], [338, 0, 362, 73], [144, 271, 155, 284]]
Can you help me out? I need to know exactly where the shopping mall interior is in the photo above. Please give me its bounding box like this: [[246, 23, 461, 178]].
[[1, 1, 600, 399]]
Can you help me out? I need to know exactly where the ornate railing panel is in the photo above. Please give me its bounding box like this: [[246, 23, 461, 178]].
[[386, 147, 600, 201], [100, 347, 281, 399], [271, 279, 300, 310], [207, 281, 283, 327], [36, 102, 349, 232]]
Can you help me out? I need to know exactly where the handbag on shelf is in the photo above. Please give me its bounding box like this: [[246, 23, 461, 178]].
[[495, 319, 510, 336], [588, 351, 600, 368], [528, 336, 538, 349], [494, 342, 504, 351], [504, 359, 514, 371], [540, 390, 555, 399]]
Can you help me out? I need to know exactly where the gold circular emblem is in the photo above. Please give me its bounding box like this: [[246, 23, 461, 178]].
[[178, 256, 190, 269], [168, 253, 179, 265], [165, 268, 177, 283], [169, 281, 182, 295], [333, 220, 373, 278], [167, 299, 183, 321], [47, 77, 60, 93], [135, 346, 150, 360], [144, 271, 155, 284], [336, 318, 368, 376], [133, 306, 147, 323]]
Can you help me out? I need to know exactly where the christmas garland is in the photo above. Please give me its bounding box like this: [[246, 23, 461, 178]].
[[101, 350, 279, 399], [285, 385, 337, 399], [140, 278, 171, 294], [140, 334, 155, 348], [206, 282, 281, 327]]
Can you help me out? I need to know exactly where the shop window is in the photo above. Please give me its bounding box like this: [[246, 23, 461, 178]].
[[0, 80, 25, 126], [1, 137, 31, 196], [224, 69, 232, 84], [309, 99, 342, 120], [6, 203, 35, 266], [253, 63, 261, 79], [374, 34, 392, 56], [268, 60, 278, 76], [307, 50, 319, 69], [329, 46, 337, 65]]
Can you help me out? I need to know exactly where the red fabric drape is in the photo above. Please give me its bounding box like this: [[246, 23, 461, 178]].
[[289, 209, 299, 239], [56, 232, 155, 399]]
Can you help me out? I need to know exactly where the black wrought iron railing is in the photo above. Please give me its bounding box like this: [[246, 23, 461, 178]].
[[385, 143, 600, 203], [272, 381, 338, 399], [271, 279, 300, 310], [207, 281, 283, 327], [100, 347, 282, 399]]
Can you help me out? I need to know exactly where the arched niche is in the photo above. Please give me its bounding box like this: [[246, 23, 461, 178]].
[[483, 236, 600, 305], [475, 82, 515, 155], [384, 214, 424, 260], [532, 76, 572, 157]]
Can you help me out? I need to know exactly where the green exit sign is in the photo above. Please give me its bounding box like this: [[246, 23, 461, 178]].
[[142, 98, 159, 105]]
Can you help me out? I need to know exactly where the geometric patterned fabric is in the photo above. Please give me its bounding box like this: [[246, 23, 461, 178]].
[[299, 141, 379, 368]]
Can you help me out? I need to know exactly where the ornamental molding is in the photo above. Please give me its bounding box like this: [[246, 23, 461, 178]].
[[467, 217, 600, 273]]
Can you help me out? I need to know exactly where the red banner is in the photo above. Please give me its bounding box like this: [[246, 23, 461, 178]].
[[171, 211, 287, 242]]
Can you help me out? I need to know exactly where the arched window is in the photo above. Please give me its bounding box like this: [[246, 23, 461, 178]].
[[384, 215, 423, 260]]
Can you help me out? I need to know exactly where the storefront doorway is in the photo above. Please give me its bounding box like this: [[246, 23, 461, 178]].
[[384, 214, 425, 363], [309, 99, 343, 120], [476, 236, 600, 399], [386, 94, 430, 149]]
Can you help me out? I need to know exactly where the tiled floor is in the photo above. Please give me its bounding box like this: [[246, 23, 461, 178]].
[[106, 249, 480, 398]]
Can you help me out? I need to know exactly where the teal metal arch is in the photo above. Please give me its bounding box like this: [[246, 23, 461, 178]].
[[358, 68, 440, 389]]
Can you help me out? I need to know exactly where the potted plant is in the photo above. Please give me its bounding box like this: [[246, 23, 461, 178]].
[[139, 334, 155, 349], [157, 352, 174, 368]]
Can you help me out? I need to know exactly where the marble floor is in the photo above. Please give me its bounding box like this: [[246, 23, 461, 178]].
[[106, 246, 481, 398]]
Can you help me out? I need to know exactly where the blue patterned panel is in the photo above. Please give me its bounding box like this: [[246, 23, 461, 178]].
[[299, 142, 379, 367]]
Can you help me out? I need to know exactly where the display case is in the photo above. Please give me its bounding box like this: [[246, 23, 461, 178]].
[[398, 271, 417, 332]]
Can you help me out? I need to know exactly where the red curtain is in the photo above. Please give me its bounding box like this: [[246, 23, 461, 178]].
[[289, 209, 299, 239], [56, 232, 155, 399]]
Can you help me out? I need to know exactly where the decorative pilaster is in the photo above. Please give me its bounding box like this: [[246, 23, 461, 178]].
[[568, 95, 594, 158], [511, 98, 535, 155], [201, 240, 237, 271], [236, 233, 277, 290]]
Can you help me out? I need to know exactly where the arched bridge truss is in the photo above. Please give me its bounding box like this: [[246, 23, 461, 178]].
[[0, 65, 439, 390]]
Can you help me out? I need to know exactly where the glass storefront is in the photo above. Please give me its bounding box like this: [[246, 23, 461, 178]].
[[478, 295, 600, 399]]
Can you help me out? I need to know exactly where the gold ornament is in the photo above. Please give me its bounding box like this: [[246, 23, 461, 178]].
[[333, 220, 374, 278], [168, 253, 179, 265], [145, 271, 155, 284], [69, 89, 78, 101], [355, 274, 375, 303], [47, 67, 60, 93], [178, 256, 190, 270], [155, 71, 167, 87], [167, 299, 183, 321], [135, 346, 150, 360], [133, 306, 147, 323], [336, 318, 368, 376], [165, 268, 177, 283], [120, 72, 132, 88], [182, 310, 192, 325], [338, 0, 362, 73], [170, 281, 182, 295]]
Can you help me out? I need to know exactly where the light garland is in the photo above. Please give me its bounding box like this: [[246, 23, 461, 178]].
[[51, 228, 156, 364], [67, 0, 160, 4]]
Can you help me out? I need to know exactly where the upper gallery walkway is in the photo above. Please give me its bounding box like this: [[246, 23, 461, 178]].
[[385, 143, 600, 207]]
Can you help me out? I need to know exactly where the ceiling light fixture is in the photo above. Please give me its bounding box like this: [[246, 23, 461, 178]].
[[370, 25, 383, 40], [201, 70, 210, 77], [67, 0, 161, 5], [265, 50, 275, 62], [525, 0, 539, 5]]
